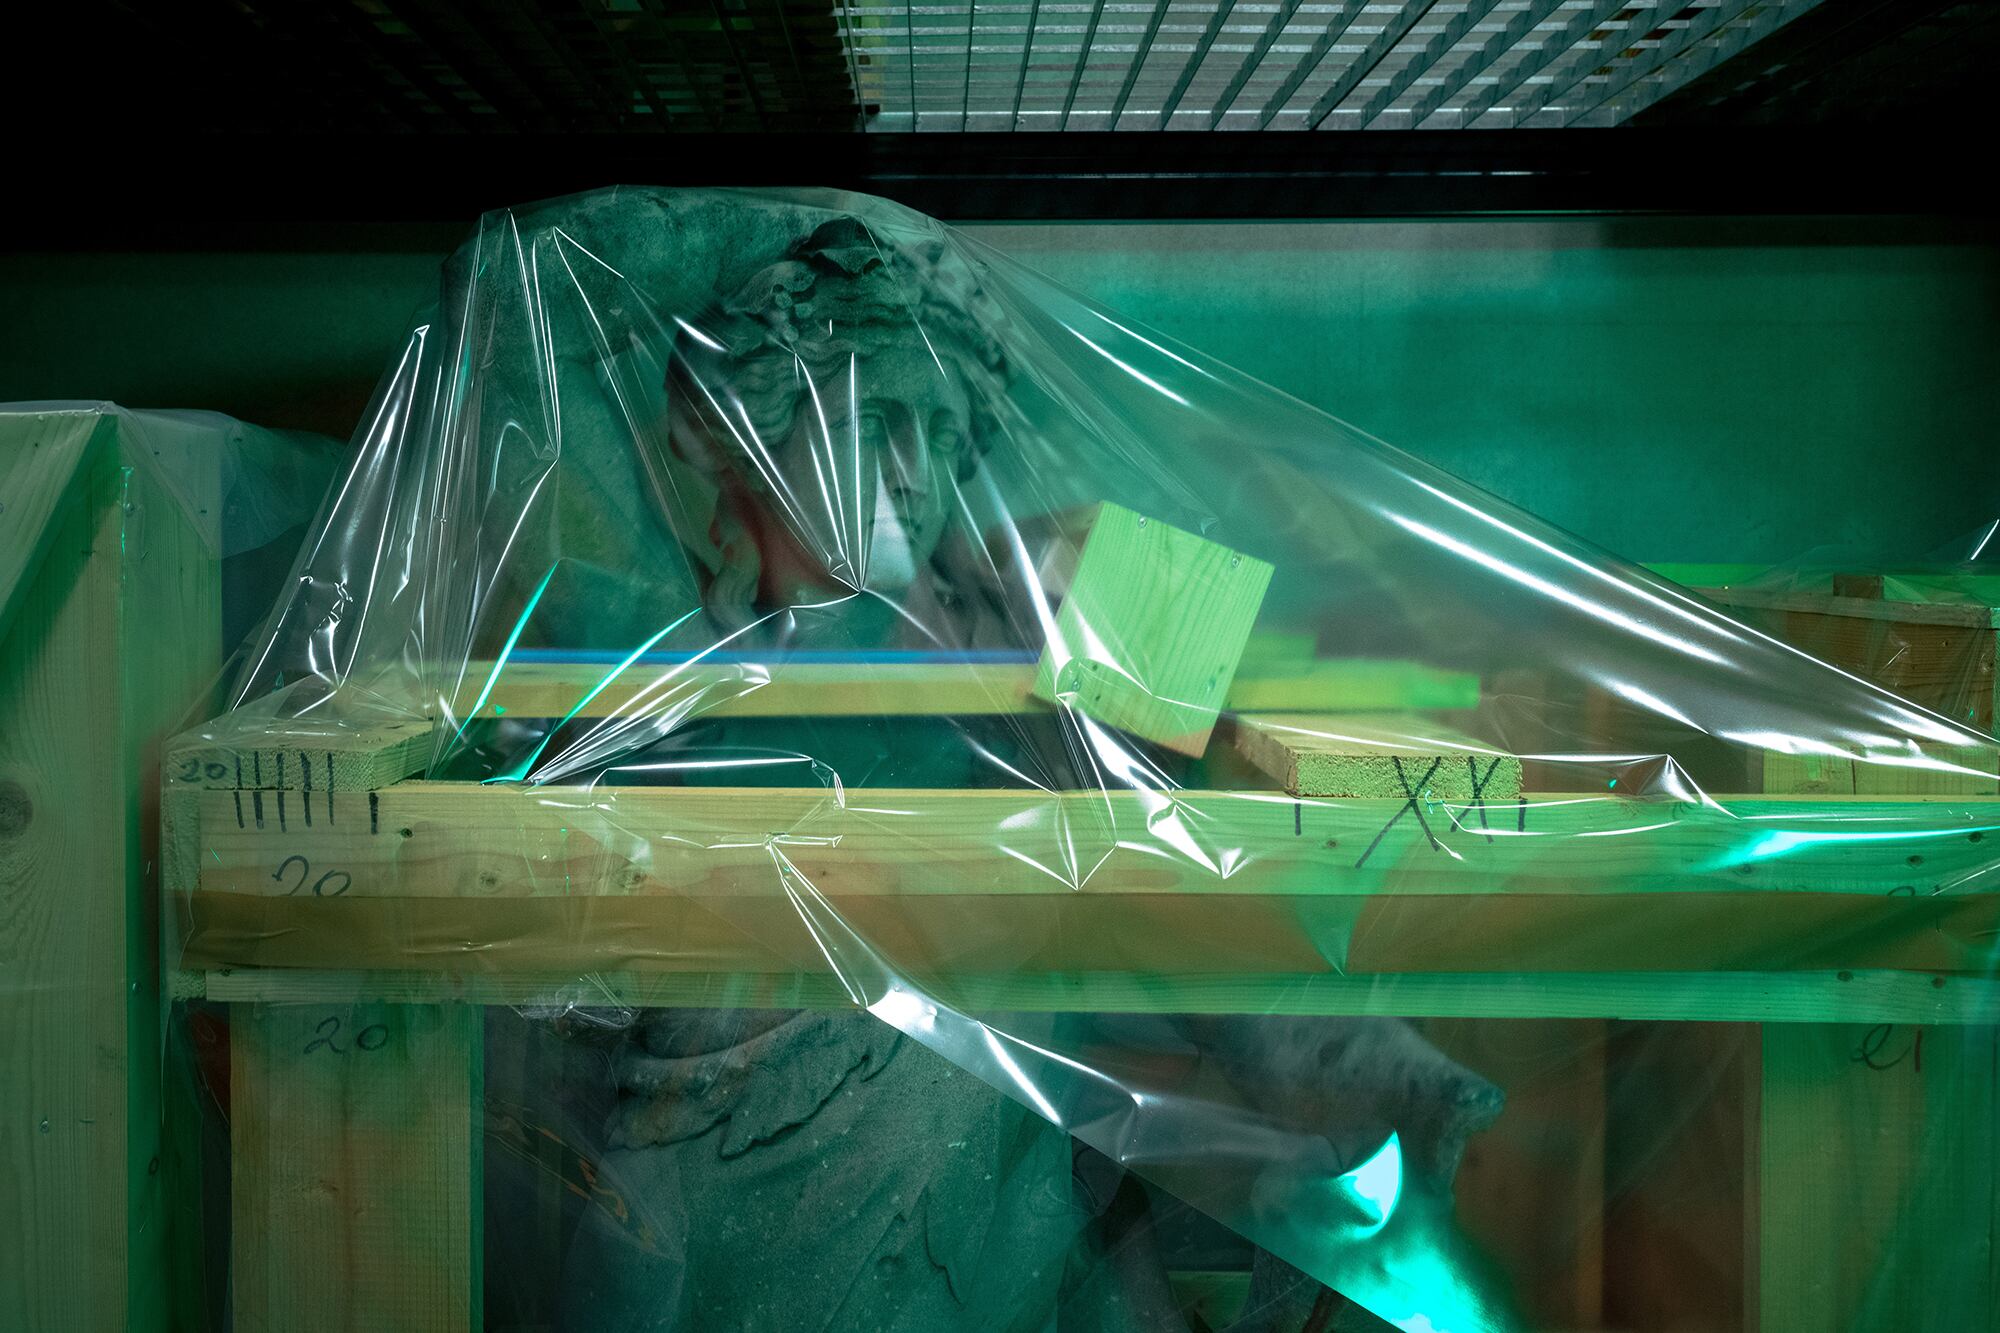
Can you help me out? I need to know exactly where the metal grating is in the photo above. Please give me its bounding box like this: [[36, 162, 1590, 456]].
[[82, 0, 1940, 135], [840, 0, 1832, 129], [104, 0, 867, 132]]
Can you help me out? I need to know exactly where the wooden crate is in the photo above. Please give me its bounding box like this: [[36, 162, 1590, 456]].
[[1674, 564, 2000, 796], [1530, 566, 2000, 800], [1676, 568, 1999, 738], [1, 409, 223, 1333], [164, 657, 2000, 1331]]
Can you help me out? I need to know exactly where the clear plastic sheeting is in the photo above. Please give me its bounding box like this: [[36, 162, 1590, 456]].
[[165, 189, 2000, 1333]]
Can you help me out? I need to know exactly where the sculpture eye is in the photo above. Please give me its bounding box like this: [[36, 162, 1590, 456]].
[[928, 410, 966, 456], [857, 413, 889, 450]]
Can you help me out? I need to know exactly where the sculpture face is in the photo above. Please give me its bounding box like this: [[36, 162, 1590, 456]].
[[841, 343, 981, 587], [664, 222, 1006, 623]]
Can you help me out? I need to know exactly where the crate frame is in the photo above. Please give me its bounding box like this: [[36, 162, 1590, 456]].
[[164, 654, 2000, 1331]]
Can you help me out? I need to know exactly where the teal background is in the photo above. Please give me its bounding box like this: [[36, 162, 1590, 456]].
[[4, 218, 1994, 563]]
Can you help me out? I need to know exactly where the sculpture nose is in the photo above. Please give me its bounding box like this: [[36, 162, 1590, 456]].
[[883, 420, 933, 494]]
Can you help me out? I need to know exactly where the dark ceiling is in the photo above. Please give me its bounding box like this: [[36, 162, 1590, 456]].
[[26, 0, 1990, 134], [6, 1, 1993, 233]]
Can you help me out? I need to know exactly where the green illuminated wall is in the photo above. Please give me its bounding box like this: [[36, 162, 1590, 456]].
[[3, 218, 1994, 563]]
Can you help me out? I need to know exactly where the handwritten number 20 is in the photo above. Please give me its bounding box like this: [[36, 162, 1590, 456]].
[[303, 1016, 389, 1056], [271, 854, 351, 897]]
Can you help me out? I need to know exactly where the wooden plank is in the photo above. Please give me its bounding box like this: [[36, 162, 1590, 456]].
[[169, 779, 2000, 999], [1223, 660, 1481, 713], [1, 430, 221, 1333], [1755, 1023, 1998, 1330], [1699, 585, 1997, 629], [0, 410, 109, 647], [1029, 503, 1273, 755], [1853, 745, 1999, 797], [446, 654, 1479, 724], [184, 783, 2000, 901], [1229, 713, 1524, 799], [198, 967, 2000, 1026], [176, 885, 2000, 979], [1875, 572, 2000, 612], [231, 1001, 482, 1333]]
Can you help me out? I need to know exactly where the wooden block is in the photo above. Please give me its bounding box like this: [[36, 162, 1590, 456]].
[[1229, 713, 1523, 799], [168, 681, 436, 795], [1, 415, 221, 1333], [232, 1001, 482, 1333], [1029, 503, 1273, 755]]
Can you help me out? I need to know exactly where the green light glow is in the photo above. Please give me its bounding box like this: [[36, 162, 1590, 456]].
[[1339, 1131, 1403, 1233], [483, 606, 702, 784], [1735, 823, 2000, 864], [452, 560, 558, 756]]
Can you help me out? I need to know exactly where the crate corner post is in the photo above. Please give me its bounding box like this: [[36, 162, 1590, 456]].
[[0, 408, 221, 1332]]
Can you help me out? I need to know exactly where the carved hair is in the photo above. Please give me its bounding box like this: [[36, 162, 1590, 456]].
[[666, 217, 1012, 489]]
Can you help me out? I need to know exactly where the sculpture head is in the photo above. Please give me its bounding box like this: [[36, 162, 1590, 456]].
[[663, 217, 1012, 625]]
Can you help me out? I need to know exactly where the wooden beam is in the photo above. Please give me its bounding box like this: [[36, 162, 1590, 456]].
[[1750, 751, 2000, 1331], [1700, 584, 1996, 629], [185, 781, 2000, 898], [435, 654, 1476, 725], [2, 423, 221, 1333], [197, 966, 2000, 1027], [174, 784, 2000, 979], [231, 1001, 482, 1333], [1765, 745, 1999, 798], [175, 887, 2000, 978], [1755, 1023, 1998, 1329]]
